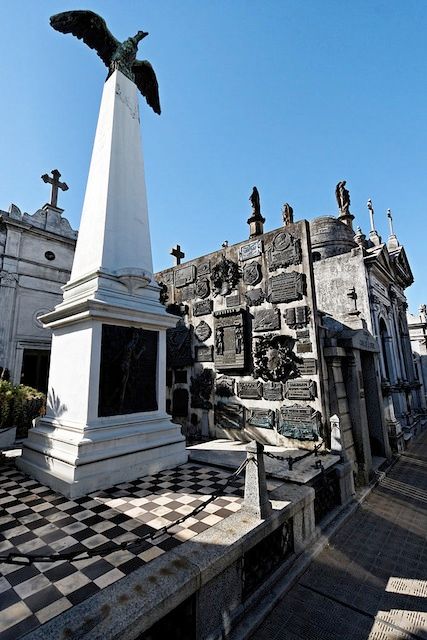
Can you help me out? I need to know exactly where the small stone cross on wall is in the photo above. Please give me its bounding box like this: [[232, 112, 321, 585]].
[[170, 244, 185, 266], [41, 169, 69, 208]]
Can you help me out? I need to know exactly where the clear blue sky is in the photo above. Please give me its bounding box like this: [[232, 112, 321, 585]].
[[1, 1, 426, 311]]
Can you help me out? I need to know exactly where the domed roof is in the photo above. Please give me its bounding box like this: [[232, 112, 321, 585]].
[[310, 216, 356, 259]]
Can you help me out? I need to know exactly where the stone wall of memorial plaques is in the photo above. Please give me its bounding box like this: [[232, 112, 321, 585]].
[[155, 219, 325, 446]]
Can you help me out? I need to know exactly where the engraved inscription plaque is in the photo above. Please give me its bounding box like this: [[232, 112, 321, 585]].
[[296, 329, 310, 340], [247, 408, 275, 430], [297, 358, 317, 376], [193, 299, 213, 316], [237, 380, 263, 399], [226, 294, 240, 307], [278, 404, 321, 440], [253, 308, 281, 332], [163, 271, 174, 285], [263, 382, 283, 401], [284, 379, 317, 400], [99, 325, 158, 417], [175, 264, 196, 288], [239, 239, 263, 261], [195, 320, 212, 342], [284, 306, 309, 329], [268, 232, 302, 270], [179, 283, 196, 300], [215, 402, 244, 430], [269, 272, 305, 304], [196, 345, 214, 362]]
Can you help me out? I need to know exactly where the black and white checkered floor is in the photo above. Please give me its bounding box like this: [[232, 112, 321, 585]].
[[0, 457, 271, 640]]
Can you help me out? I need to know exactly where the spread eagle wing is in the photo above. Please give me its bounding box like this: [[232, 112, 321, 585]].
[[132, 60, 161, 115], [50, 10, 119, 68]]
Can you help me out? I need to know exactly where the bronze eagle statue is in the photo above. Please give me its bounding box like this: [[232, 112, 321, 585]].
[[50, 10, 161, 114]]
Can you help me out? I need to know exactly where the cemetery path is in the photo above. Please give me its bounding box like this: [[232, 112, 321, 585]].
[[252, 428, 427, 640]]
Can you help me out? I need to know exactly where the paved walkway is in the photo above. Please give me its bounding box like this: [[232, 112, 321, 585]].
[[253, 430, 427, 640]]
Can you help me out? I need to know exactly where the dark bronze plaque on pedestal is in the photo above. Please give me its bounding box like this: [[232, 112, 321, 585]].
[[98, 325, 158, 417]]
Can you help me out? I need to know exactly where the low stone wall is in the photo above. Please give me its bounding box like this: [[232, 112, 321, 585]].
[[23, 484, 315, 640]]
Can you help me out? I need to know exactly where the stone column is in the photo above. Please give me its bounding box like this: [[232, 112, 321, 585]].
[[243, 441, 272, 519]]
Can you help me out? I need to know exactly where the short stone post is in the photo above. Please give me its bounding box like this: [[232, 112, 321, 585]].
[[243, 441, 272, 519]]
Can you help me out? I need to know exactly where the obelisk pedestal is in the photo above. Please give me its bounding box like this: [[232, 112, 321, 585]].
[[18, 71, 187, 497]]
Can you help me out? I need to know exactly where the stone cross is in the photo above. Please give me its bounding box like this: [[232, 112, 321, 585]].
[[367, 198, 375, 231], [387, 208, 395, 236], [41, 169, 69, 208], [170, 244, 185, 266]]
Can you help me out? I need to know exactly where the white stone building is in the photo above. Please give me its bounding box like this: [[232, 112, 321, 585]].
[[0, 199, 76, 391]]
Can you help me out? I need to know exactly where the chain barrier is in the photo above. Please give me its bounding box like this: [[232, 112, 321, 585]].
[[0, 458, 250, 566], [264, 440, 324, 471]]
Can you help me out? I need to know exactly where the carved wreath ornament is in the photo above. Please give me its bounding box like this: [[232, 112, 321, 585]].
[[253, 334, 301, 382], [211, 256, 240, 297]]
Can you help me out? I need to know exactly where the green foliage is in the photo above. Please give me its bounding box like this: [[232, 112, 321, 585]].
[[0, 381, 46, 438]]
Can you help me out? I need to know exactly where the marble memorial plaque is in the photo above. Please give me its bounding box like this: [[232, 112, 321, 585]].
[[247, 408, 275, 429], [269, 272, 305, 304], [245, 288, 266, 307], [243, 261, 262, 286], [196, 345, 214, 362], [237, 380, 263, 399], [253, 308, 281, 332], [195, 278, 210, 299], [296, 329, 310, 339], [284, 379, 317, 400], [284, 306, 309, 328], [215, 402, 244, 430], [297, 358, 317, 376], [278, 404, 320, 440], [263, 382, 283, 401], [193, 299, 213, 316], [175, 264, 196, 288], [239, 239, 263, 261], [99, 325, 158, 417], [226, 293, 240, 307], [198, 261, 211, 276], [268, 232, 302, 270], [195, 320, 212, 342]]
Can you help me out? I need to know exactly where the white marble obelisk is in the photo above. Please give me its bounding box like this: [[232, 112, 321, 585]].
[[18, 71, 187, 497]]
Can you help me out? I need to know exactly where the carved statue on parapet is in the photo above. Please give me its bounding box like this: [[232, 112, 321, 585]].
[[282, 203, 294, 226], [50, 10, 161, 114], [249, 186, 261, 217], [335, 180, 351, 216], [420, 304, 427, 322]]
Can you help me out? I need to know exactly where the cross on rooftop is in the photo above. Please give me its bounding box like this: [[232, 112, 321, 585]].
[[170, 244, 185, 265], [41, 169, 69, 208]]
